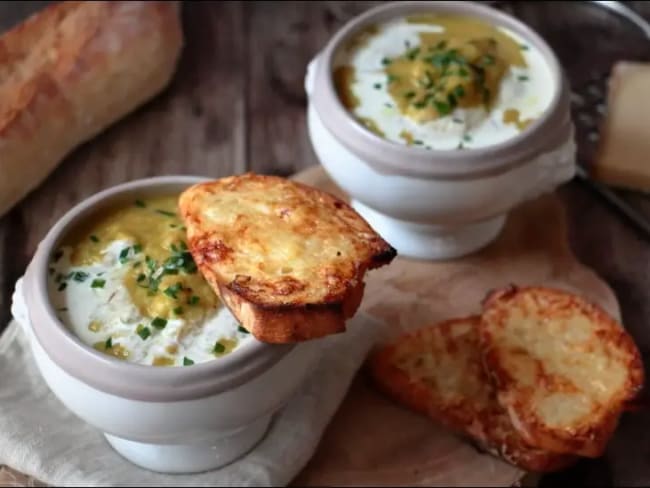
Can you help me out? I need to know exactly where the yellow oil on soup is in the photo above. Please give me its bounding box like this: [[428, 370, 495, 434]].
[[63, 195, 219, 322]]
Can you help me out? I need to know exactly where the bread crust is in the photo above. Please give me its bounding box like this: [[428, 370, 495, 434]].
[[480, 286, 644, 458], [179, 173, 396, 343], [0, 1, 182, 216], [368, 317, 576, 472]]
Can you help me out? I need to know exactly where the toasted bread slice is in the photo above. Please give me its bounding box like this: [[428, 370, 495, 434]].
[[368, 317, 576, 472], [480, 286, 644, 458], [179, 173, 396, 343]]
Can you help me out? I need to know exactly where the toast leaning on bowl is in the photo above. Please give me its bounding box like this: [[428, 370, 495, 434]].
[[179, 173, 397, 343], [369, 286, 644, 471]]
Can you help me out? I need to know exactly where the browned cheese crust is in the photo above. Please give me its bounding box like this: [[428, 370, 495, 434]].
[[179, 173, 396, 343], [480, 286, 644, 458], [368, 317, 577, 472]]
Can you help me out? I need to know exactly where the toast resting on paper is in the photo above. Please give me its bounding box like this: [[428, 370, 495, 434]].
[[480, 286, 644, 458], [368, 317, 577, 472]]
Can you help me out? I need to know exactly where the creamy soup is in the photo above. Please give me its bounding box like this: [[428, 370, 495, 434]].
[[48, 195, 250, 367], [332, 15, 555, 150]]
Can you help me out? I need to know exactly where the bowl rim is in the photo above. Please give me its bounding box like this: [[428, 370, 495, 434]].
[[309, 0, 573, 180], [22, 176, 294, 402]]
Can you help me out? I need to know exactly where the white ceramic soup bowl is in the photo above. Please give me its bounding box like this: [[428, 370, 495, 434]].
[[305, 1, 576, 260], [11, 176, 324, 474]]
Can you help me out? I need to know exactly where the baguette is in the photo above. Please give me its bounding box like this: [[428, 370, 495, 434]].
[[368, 317, 576, 472], [480, 286, 644, 457], [0, 1, 183, 217], [179, 173, 397, 343]]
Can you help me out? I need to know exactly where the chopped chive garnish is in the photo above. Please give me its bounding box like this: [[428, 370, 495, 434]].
[[183, 357, 194, 366], [151, 317, 167, 329], [132, 262, 141, 268], [373, 83, 382, 90], [135, 199, 146, 208], [155, 209, 176, 217], [518, 75, 529, 82], [434, 101, 451, 116], [137, 326, 151, 340], [381, 57, 391, 66], [188, 295, 200, 305], [133, 244, 143, 254], [58, 282, 67, 291], [180, 226, 187, 231], [136, 273, 146, 283], [413, 101, 426, 109], [170, 224, 178, 228], [173, 306, 184, 315], [91, 279, 105, 289], [520, 44, 529, 50], [436, 40, 447, 50], [119, 247, 130, 264], [459, 67, 469, 77], [454, 85, 465, 98], [404, 40, 411, 48], [57, 307, 68, 312], [404, 91, 416, 99], [164, 282, 183, 299], [52, 250, 63, 263], [238, 326, 250, 334], [105, 337, 113, 349], [413, 139, 424, 145], [90, 235, 100, 243], [463, 134, 472, 142], [481, 54, 495, 65], [452, 117, 463, 124], [213, 342, 226, 354], [72, 271, 89, 283]]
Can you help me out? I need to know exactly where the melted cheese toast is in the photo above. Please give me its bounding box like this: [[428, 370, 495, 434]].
[[179, 173, 396, 343], [368, 317, 576, 472], [480, 286, 644, 457]]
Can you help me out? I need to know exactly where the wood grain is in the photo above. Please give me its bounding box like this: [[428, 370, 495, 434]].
[[0, 2, 649, 487]]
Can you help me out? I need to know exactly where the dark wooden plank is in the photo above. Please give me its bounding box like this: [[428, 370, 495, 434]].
[[245, 1, 381, 176]]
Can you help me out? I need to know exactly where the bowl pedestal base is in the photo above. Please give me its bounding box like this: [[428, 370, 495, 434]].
[[351, 199, 506, 260], [104, 415, 270, 474]]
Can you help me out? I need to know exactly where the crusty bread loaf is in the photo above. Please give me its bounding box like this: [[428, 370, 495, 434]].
[[179, 173, 396, 343], [368, 317, 576, 472], [0, 1, 183, 217], [480, 286, 644, 458]]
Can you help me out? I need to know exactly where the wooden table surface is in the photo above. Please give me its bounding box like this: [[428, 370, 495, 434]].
[[1, 2, 649, 487]]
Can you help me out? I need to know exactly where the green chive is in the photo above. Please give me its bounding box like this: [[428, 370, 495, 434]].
[[72, 271, 89, 283], [136, 273, 146, 283], [183, 357, 194, 366], [454, 85, 465, 98], [90, 235, 100, 243], [135, 199, 146, 208], [119, 247, 130, 264], [58, 282, 67, 291], [105, 337, 113, 349], [434, 101, 451, 116], [406, 47, 420, 61], [413, 139, 424, 145], [164, 283, 183, 299], [459, 67, 469, 77], [170, 224, 178, 228], [173, 306, 184, 315], [436, 40, 447, 50], [238, 326, 250, 334], [213, 342, 226, 354], [482, 54, 495, 65], [452, 117, 463, 124], [57, 307, 68, 312], [373, 83, 381, 90], [404, 91, 416, 99], [381, 57, 391, 66], [463, 134, 472, 142], [155, 209, 176, 217], [137, 326, 151, 340], [188, 295, 200, 305], [520, 44, 529, 50], [91, 279, 105, 289], [518, 75, 529, 82], [151, 317, 167, 330], [133, 244, 143, 254], [413, 101, 426, 109]]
